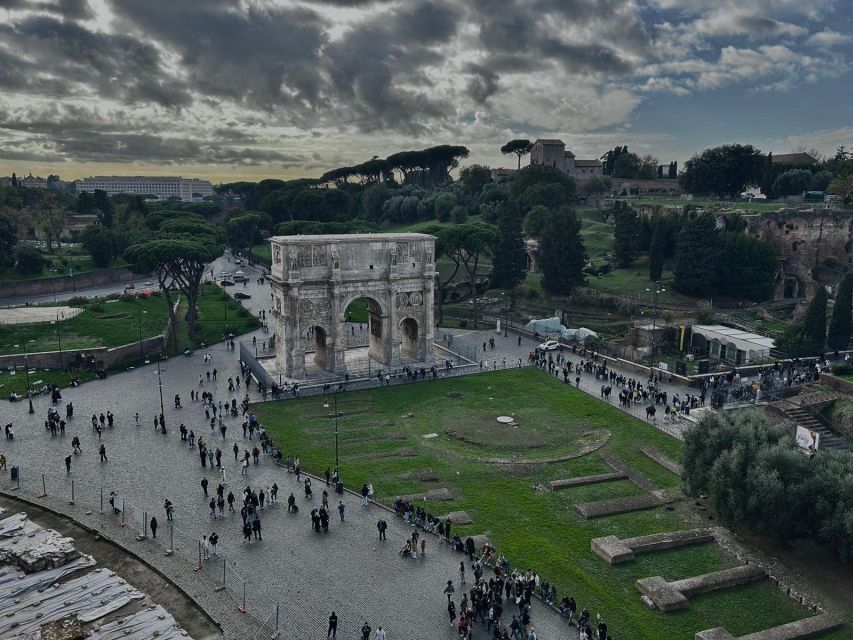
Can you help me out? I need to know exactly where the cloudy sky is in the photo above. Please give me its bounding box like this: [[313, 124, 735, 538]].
[[0, 0, 851, 183]]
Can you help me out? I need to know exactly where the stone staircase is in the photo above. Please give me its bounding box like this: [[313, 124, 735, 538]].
[[778, 391, 851, 452]]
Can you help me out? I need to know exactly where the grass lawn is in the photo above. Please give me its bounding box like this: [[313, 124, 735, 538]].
[[624, 199, 788, 213], [0, 295, 171, 355], [0, 368, 97, 397], [586, 262, 692, 305], [577, 207, 613, 264], [0, 284, 259, 357], [250, 244, 271, 263], [173, 283, 261, 349], [254, 369, 834, 640]]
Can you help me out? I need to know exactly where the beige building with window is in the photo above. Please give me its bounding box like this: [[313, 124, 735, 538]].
[[529, 139, 602, 180]]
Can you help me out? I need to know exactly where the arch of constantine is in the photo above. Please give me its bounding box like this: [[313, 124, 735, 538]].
[[268, 233, 436, 378]]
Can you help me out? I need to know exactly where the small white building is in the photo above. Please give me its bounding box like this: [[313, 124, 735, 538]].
[[76, 176, 214, 202], [530, 139, 602, 180], [691, 325, 775, 365]]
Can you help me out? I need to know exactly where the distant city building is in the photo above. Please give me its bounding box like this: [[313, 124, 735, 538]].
[[75, 176, 215, 202], [19, 172, 48, 189], [490, 168, 517, 183], [529, 139, 602, 180]]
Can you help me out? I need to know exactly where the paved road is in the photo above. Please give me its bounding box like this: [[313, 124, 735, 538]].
[[0, 325, 580, 640]]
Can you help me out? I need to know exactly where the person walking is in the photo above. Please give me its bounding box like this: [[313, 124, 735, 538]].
[[459, 560, 466, 584], [150, 516, 158, 538], [201, 477, 209, 497], [338, 501, 346, 522], [447, 600, 457, 626], [209, 497, 217, 519], [374, 626, 385, 640], [444, 579, 455, 602], [361, 622, 371, 640], [202, 535, 210, 560], [327, 611, 338, 639], [361, 483, 369, 506], [65, 455, 72, 474], [99, 444, 107, 463], [164, 499, 174, 521], [209, 531, 218, 555], [377, 518, 387, 540]]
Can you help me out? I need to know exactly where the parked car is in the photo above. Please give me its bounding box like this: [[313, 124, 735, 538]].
[[234, 292, 251, 300], [537, 339, 560, 351], [220, 280, 235, 287], [144, 280, 155, 286], [220, 271, 232, 278], [124, 283, 135, 290], [234, 275, 249, 283]]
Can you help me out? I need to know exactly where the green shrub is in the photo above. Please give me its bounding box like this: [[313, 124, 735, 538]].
[[832, 364, 853, 376], [14, 246, 46, 274], [67, 296, 89, 307]]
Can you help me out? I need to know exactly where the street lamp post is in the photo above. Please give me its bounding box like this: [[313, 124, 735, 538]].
[[156, 358, 166, 433], [645, 282, 666, 373], [55, 311, 63, 372], [502, 293, 509, 337], [24, 352, 34, 414], [137, 304, 145, 363], [323, 392, 342, 474]]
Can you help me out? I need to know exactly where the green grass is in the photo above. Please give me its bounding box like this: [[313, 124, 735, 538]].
[[0, 284, 259, 357], [0, 368, 97, 396], [577, 207, 613, 264], [250, 244, 271, 263], [0, 295, 171, 355], [586, 262, 691, 304], [344, 298, 369, 324], [253, 369, 831, 640], [625, 199, 788, 213], [386, 216, 483, 233], [176, 283, 261, 348]]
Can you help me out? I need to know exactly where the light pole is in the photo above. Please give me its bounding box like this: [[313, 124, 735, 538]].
[[502, 293, 509, 337], [156, 358, 166, 433], [24, 352, 34, 414], [645, 282, 665, 372], [323, 392, 342, 474], [54, 311, 63, 372], [137, 304, 145, 363]]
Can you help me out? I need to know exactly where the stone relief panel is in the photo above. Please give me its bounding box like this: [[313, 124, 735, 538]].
[[396, 291, 423, 307]]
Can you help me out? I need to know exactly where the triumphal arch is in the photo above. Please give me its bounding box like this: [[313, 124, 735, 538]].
[[269, 233, 436, 378]]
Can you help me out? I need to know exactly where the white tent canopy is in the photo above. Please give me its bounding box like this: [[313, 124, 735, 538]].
[[524, 317, 598, 342], [691, 324, 775, 364]]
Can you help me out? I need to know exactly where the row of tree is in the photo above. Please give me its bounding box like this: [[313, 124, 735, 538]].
[[611, 205, 778, 301], [777, 274, 852, 356], [679, 144, 853, 200], [682, 410, 853, 561]]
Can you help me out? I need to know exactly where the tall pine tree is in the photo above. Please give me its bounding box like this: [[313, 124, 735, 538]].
[[827, 273, 852, 350], [673, 212, 718, 297], [613, 206, 640, 267], [490, 203, 527, 289], [649, 220, 666, 281], [538, 206, 586, 295], [802, 287, 828, 354]]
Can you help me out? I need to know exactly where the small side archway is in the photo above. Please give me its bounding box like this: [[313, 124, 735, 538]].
[[400, 317, 420, 359]]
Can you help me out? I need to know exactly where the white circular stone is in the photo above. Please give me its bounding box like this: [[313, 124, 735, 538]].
[[496, 416, 514, 424]]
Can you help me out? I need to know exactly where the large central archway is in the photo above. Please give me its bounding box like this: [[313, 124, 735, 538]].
[[269, 233, 437, 378]]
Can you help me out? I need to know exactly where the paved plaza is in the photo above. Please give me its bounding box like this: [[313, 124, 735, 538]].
[[0, 257, 715, 639]]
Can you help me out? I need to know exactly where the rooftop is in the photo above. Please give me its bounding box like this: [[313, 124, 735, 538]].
[[270, 232, 435, 243], [771, 152, 816, 166], [534, 138, 565, 145], [693, 324, 775, 349]]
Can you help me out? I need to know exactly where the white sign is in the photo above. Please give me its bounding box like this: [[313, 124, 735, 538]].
[[658, 362, 669, 371], [795, 426, 819, 452]]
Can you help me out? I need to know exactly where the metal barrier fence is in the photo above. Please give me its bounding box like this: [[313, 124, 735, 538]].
[[239, 341, 275, 391], [1, 469, 284, 640]]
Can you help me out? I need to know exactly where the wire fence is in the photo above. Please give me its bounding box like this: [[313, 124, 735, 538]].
[[1, 469, 284, 640]]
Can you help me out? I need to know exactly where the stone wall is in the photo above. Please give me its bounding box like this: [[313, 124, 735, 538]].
[[0, 267, 142, 299], [0, 335, 166, 371], [745, 210, 852, 301]]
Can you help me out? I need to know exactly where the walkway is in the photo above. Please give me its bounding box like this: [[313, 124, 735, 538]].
[[1, 326, 577, 640]]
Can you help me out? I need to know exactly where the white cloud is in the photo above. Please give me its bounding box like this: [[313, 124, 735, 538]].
[[768, 125, 853, 158], [806, 29, 853, 48]]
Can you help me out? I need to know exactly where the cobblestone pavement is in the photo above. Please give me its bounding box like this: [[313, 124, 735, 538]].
[[1, 326, 582, 640]]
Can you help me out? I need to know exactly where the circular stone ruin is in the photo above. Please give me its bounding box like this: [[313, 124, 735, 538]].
[[496, 416, 515, 424]]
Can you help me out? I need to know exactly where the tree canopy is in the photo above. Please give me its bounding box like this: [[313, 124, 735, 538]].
[[679, 144, 766, 198], [500, 139, 533, 170], [537, 207, 586, 296]]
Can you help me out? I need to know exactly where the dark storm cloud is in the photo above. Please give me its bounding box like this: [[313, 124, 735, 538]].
[[0, 15, 192, 107], [0, 0, 92, 19], [465, 63, 501, 105], [109, 0, 327, 112]]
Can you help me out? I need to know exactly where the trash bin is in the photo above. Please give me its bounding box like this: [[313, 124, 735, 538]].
[[335, 481, 344, 494], [10, 466, 18, 481]]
